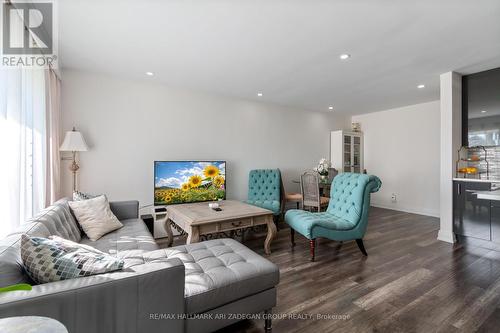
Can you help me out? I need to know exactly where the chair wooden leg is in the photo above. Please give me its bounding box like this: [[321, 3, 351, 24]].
[[356, 239, 367, 256], [310, 239, 316, 262], [273, 215, 280, 231], [290, 228, 295, 247]]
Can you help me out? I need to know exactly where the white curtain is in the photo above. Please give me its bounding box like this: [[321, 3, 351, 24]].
[[45, 69, 61, 206], [0, 68, 47, 237]]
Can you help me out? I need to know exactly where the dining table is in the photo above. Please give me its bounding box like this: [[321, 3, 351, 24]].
[[292, 178, 333, 197]]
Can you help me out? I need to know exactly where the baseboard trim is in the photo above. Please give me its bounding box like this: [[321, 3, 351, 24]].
[[370, 203, 439, 218], [437, 229, 456, 244]]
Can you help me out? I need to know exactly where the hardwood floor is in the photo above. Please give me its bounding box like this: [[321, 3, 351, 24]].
[[207, 207, 500, 333]]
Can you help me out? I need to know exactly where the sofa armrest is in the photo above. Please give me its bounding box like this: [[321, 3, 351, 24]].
[[110, 200, 139, 220], [0, 258, 185, 333]]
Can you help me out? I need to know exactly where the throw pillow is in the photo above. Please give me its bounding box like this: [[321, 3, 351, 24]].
[[72, 190, 98, 201], [68, 195, 123, 241], [21, 235, 124, 284]]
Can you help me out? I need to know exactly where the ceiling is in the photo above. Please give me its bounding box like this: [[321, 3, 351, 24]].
[[59, 0, 500, 115]]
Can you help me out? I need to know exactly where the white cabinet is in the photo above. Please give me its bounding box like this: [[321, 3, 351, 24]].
[[330, 131, 364, 173]]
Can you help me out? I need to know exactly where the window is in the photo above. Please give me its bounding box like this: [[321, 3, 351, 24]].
[[0, 68, 47, 237]]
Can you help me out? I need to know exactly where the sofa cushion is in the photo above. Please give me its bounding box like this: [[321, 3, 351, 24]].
[[285, 210, 356, 239], [1, 199, 83, 288], [69, 195, 123, 241], [8, 221, 51, 238], [141, 238, 279, 314], [21, 235, 124, 284], [23, 198, 82, 242], [80, 218, 159, 254], [1, 199, 147, 287], [0, 235, 32, 288]]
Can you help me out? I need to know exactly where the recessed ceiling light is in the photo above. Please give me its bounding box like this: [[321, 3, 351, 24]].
[[417, 84, 425, 89], [257, 92, 263, 97], [339, 54, 350, 60], [145, 72, 154, 76], [328, 106, 334, 110], [481, 110, 487, 113]]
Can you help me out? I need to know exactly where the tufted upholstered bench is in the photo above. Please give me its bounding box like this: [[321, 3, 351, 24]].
[[285, 173, 381, 261]]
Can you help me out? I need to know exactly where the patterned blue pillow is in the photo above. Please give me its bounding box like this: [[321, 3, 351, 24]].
[[72, 191, 98, 201], [21, 235, 124, 284]]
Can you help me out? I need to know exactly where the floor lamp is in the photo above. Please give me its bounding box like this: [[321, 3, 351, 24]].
[[60, 127, 89, 192]]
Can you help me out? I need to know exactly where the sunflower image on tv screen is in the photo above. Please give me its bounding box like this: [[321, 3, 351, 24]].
[[154, 161, 226, 205]]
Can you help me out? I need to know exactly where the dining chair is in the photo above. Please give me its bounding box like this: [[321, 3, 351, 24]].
[[328, 168, 339, 182], [285, 193, 302, 209], [300, 171, 330, 212]]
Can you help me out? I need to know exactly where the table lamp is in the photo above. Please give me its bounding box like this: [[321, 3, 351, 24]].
[[60, 127, 88, 192]]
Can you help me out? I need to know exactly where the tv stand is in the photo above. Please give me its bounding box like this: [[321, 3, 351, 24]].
[[152, 206, 175, 239]]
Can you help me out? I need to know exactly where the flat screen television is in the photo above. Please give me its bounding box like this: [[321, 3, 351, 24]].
[[154, 161, 226, 206]]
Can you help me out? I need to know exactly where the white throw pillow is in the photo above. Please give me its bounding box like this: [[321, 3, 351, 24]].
[[68, 195, 123, 241]]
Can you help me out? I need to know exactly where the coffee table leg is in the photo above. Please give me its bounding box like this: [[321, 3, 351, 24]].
[[186, 226, 200, 244], [265, 215, 277, 255], [166, 219, 174, 247]]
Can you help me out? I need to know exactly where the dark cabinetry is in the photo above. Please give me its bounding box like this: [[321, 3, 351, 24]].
[[453, 181, 491, 241], [490, 201, 500, 244]]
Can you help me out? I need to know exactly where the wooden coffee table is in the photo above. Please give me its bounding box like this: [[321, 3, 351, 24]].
[[164, 200, 277, 254]]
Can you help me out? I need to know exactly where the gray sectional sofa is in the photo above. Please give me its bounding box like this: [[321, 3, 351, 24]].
[[0, 198, 279, 333]]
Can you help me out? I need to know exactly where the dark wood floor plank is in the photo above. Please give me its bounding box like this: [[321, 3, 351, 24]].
[[353, 268, 434, 310], [476, 307, 500, 333], [449, 275, 500, 331], [160, 207, 500, 333]]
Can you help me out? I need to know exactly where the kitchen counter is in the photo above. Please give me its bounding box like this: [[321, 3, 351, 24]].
[[472, 190, 500, 201], [453, 178, 500, 183]]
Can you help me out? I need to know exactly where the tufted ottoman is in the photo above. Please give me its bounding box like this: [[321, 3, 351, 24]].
[[133, 238, 280, 333]]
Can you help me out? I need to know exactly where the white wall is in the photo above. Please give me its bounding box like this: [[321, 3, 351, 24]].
[[352, 101, 440, 217], [61, 70, 349, 206], [439, 72, 461, 243]]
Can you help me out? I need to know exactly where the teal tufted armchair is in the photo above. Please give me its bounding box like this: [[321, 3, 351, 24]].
[[285, 173, 381, 261], [245, 169, 282, 222]]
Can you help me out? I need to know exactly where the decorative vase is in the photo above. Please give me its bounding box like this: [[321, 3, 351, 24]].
[[320, 174, 328, 182]]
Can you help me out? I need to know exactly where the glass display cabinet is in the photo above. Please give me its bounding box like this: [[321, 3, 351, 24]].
[[331, 130, 364, 173]]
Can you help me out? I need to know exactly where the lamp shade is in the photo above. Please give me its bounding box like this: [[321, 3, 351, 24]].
[[60, 130, 88, 152]]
